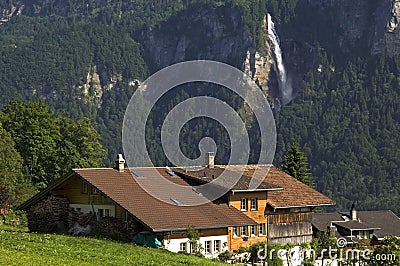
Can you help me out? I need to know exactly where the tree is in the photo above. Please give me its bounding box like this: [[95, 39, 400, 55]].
[[0, 100, 61, 189], [0, 100, 106, 190], [58, 117, 106, 170], [370, 236, 400, 266], [310, 228, 338, 265], [282, 142, 314, 187], [186, 225, 203, 256], [0, 122, 36, 206]]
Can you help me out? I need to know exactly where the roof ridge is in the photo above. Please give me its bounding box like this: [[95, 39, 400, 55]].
[[73, 167, 114, 170]]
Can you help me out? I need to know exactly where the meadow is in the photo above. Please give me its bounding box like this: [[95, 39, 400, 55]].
[[0, 225, 226, 266]]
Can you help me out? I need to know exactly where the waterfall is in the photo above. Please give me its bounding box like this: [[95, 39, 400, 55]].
[[267, 13, 294, 106]]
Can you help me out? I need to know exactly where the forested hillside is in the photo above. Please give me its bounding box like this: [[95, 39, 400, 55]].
[[275, 55, 400, 214], [0, 0, 399, 213]]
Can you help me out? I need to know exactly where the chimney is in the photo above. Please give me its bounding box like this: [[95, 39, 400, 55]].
[[351, 203, 357, 221], [205, 152, 214, 168], [116, 154, 125, 172]]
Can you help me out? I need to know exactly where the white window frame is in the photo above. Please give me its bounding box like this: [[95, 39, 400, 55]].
[[233, 226, 239, 238], [240, 198, 247, 211], [104, 209, 110, 217], [205, 240, 212, 254], [250, 225, 257, 236], [250, 198, 257, 211], [180, 242, 187, 252], [213, 240, 221, 253]]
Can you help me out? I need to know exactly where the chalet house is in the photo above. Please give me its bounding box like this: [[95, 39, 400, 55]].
[[312, 205, 400, 246], [20, 154, 334, 257]]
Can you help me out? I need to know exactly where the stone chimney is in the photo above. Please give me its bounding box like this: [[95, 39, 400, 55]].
[[116, 154, 125, 172], [205, 152, 215, 168], [351, 203, 357, 221]]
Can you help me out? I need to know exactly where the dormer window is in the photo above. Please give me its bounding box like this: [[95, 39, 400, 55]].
[[241, 198, 248, 211]]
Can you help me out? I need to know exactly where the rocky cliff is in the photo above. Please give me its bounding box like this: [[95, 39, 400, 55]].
[[138, 7, 250, 70], [305, 0, 400, 56], [137, 6, 277, 101]]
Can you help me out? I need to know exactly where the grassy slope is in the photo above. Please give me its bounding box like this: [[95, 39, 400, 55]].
[[0, 226, 226, 266]]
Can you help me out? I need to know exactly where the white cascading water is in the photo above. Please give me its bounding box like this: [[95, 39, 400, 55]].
[[267, 13, 293, 106]]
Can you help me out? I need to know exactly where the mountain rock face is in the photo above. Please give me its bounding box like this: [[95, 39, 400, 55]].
[[138, 7, 252, 71], [306, 0, 400, 56], [137, 6, 275, 98]]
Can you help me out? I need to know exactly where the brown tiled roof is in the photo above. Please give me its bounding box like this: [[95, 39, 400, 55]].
[[72, 168, 257, 232], [219, 164, 335, 208], [173, 166, 282, 191], [264, 165, 335, 208]]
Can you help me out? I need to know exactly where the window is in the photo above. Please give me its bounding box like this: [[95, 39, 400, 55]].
[[259, 223, 266, 235], [250, 225, 257, 236], [241, 226, 248, 236], [233, 227, 239, 237], [213, 240, 221, 253], [250, 198, 257, 210], [180, 242, 187, 252], [122, 210, 128, 222], [104, 209, 110, 217], [92, 186, 98, 194], [240, 198, 247, 211], [205, 240, 212, 254], [82, 181, 88, 194]]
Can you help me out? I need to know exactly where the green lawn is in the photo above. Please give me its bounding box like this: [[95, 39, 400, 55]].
[[0, 226, 226, 265]]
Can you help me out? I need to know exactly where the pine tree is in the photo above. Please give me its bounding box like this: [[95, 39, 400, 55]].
[[282, 142, 314, 187]]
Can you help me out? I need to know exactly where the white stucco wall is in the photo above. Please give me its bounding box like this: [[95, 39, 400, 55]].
[[163, 235, 229, 258]]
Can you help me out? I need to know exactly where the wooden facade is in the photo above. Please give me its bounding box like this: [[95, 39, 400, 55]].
[[268, 212, 312, 224], [24, 174, 143, 240], [229, 190, 315, 247], [53, 176, 114, 206], [52, 175, 133, 222], [266, 210, 313, 244], [229, 191, 268, 223], [228, 191, 268, 250]]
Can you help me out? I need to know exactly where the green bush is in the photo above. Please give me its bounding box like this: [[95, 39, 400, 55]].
[[1, 210, 27, 227], [218, 250, 231, 262]]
